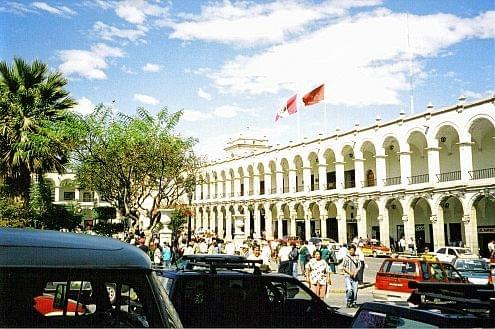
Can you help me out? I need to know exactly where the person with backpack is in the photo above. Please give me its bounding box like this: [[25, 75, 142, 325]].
[[289, 243, 299, 278]]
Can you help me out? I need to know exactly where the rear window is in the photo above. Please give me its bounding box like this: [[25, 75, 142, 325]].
[[455, 259, 488, 271], [382, 261, 417, 275]]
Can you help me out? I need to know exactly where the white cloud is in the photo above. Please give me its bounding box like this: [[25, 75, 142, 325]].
[[72, 97, 95, 115], [31, 2, 75, 16], [133, 93, 159, 105], [182, 110, 212, 122], [58, 43, 124, 80], [93, 21, 147, 42], [206, 9, 495, 106], [212, 105, 246, 118], [197, 88, 212, 101], [169, 0, 381, 46], [115, 0, 169, 25], [142, 63, 162, 72]]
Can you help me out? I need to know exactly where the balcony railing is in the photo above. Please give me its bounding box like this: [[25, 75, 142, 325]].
[[311, 183, 319, 191], [229, 192, 234, 197], [361, 179, 376, 188], [344, 179, 355, 189], [436, 171, 461, 182], [469, 168, 495, 180], [384, 176, 401, 186], [271, 187, 277, 194], [326, 182, 336, 190], [248, 190, 254, 196], [283, 187, 289, 193], [213, 193, 217, 199], [296, 185, 304, 192], [408, 174, 429, 185]]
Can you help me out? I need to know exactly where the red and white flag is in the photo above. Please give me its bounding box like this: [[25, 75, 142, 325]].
[[303, 84, 324, 106], [275, 94, 297, 121]]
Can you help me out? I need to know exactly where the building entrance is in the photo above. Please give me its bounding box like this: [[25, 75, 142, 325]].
[[326, 218, 338, 241]]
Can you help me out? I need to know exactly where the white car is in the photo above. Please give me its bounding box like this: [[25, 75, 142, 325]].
[[434, 247, 477, 263]]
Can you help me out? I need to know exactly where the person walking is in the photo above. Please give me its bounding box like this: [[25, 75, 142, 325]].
[[342, 244, 361, 308], [277, 242, 292, 275], [289, 243, 299, 278], [356, 243, 365, 285], [298, 241, 310, 275], [162, 242, 172, 267], [328, 246, 337, 273], [305, 250, 331, 299], [399, 236, 406, 252]]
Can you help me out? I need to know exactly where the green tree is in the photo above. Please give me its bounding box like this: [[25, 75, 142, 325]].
[[71, 105, 200, 230], [0, 58, 77, 204]]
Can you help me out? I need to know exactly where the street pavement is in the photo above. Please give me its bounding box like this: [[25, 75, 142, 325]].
[[299, 256, 385, 316]]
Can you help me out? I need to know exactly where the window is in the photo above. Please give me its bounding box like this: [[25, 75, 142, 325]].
[[436, 248, 446, 254], [82, 192, 94, 202], [448, 249, 456, 256], [63, 191, 75, 201]]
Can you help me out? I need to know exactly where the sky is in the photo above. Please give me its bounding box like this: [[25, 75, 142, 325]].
[[1, 0, 494, 161]]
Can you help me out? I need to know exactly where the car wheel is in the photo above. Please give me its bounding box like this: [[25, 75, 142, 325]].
[[373, 251, 377, 258]]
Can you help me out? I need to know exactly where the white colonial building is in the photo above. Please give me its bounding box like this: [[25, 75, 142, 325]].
[[192, 96, 495, 256]]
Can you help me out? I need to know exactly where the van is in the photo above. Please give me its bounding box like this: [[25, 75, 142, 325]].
[[373, 257, 466, 301]]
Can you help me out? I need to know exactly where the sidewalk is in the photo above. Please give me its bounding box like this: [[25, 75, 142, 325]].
[[298, 271, 374, 293]]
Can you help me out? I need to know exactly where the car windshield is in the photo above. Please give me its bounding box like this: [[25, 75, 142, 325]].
[[455, 259, 488, 271]]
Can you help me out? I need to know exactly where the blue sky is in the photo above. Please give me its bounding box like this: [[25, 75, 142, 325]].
[[1, 0, 494, 160]]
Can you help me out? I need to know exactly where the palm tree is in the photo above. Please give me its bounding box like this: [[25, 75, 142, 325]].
[[0, 58, 76, 204]]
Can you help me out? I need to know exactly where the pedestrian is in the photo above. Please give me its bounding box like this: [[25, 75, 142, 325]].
[[298, 241, 310, 275], [408, 237, 416, 254], [248, 244, 269, 265], [153, 240, 163, 266], [356, 243, 365, 285], [137, 237, 148, 253], [162, 242, 172, 267], [336, 244, 348, 272], [305, 249, 331, 299], [289, 243, 299, 278], [277, 242, 292, 275], [399, 235, 406, 252], [342, 244, 361, 308], [328, 246, 337, 273], [488, 240, 494, 257]]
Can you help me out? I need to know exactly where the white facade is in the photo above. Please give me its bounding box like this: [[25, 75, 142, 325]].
[[44, 172, 111, 227], [193, 96, 495, 256]]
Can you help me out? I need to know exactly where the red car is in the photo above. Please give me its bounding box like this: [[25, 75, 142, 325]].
[[373, 257, 466, 301]]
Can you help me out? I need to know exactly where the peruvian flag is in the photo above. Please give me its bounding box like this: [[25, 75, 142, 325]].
[[275, 94, 297, 121], [303, 84, 324, 106]]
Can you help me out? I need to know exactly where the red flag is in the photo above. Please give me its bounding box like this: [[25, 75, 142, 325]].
[[303, 84, 324, 106], [275, 94, 297, 121]]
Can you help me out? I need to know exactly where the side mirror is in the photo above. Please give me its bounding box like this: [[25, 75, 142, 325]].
[[53, 284, 67, 309]]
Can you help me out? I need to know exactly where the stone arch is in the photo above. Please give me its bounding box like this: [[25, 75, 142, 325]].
[[308, 151, 319, 191], [438, 195, 465, 246], [410, 197, 433, 250], [470, 193, 495, 256], [343, 200, 358, 242], [385, 198, 404, 247], [383, 135, 401, 182], [361, 141, 377, 187], [293, 155, 304, 192], [469, 117, 495, 176], [435, 124, 461, 180], [363, 199, 380, 240], [407, 130, 429, 181], [341, 145, 356, 188], [323, 148, 337, 190], [280, 158, 290, 193], [268, 160, 277, 194], [324, 201, 339, 241]]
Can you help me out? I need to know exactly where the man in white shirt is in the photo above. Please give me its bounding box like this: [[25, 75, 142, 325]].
[[248, 245, 268, 265], [225, 241, 236, 255], [278, 242, 292, 275]]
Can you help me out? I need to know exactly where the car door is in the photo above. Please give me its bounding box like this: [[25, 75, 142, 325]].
[[435, 248, 447, 262]]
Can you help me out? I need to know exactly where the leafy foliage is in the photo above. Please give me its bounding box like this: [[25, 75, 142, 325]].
[[70, 105, 200, 229], [0, 58, 77, 204], [92, 221, 124, 237], [92, 206, 116, 221]]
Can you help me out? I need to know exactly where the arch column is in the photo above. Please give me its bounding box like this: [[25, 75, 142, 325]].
[[427, 147, 440, 184], [225, 209, 233, 241], [320, 215, 327, 238], [264, 173, 272, 195], [399, 152, 411, 186], [375, 153, 387, 187], [357, 199, 367, 239], [289, 169, 297, 193], [335, 161, 345, 190], [264, 203, 274, 240], [218, 209, 225, 238], [303, 167, 312, 192], [243, 176, 250, 196], [318, 164, 327, 191], [243, 205, 250, 237], [204, 210, 210, 229], [276, 171, 284, 193], [463, 214, 478, 255], [459, 142, 474, 182], [253, 206, 261, 238], [336, 200, 347, 244], [225, 178, 232, 198], [234, 177, 241, 196], [378, 200, 390, 247], [253, 174, 260, 195], [354, 158, 365, 187], [304, 205, 312, 240], [210, 210, 216, 230]]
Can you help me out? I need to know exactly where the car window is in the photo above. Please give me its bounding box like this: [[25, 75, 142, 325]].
[[436, 248, 445, 254], [385, 261, 414, 275], [156, 275, 174, 295], [456, 249, 472, 255], [456, 260, 488, 271], [448, 249, 456, 256], [0, 268, 158, 328], [352, 309, 438, 328], [429, 263, 446, 280]]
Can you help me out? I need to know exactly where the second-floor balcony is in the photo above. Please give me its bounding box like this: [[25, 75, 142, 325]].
[[384, 176, 401, 186], [271, 187, 277, 194], [408, 174, 429, 185], [296, 185, 304, 192], [469, 167, 495, 180], [436, 171, 461, 182], [344, 179, 355, 189], [361, 179, 376, 188], [311, 182, 319, 191], [326, 182, 336, 190]]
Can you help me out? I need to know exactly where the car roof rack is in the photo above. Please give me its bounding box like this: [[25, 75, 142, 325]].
[[174, 254, 265, 275], [407, 281, 495, 318]]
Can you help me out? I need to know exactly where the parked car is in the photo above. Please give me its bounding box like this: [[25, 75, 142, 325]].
[[434, 246, 477, 263], [0, 228, 182, 328], [361, 239, 392, 257], [155, 254, 352, 328], [373, 256, 466, 301], [309, 237, 341, 249], [452, 258, 492, 285]]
